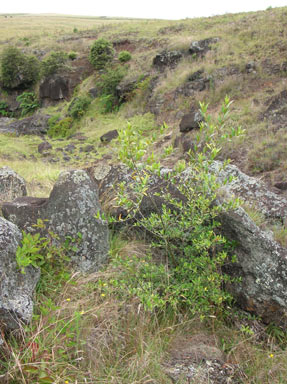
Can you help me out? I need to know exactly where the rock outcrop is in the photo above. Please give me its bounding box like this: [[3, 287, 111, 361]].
[[0, 217, 40, 334], [38, 141, 52, 154], [0, 167, 27, 203], [220, 206, 287, 326], [176, 70, 210, 97], [39, 75, 69, 101], [153, 50, 183, 70], [0, 113, 50, 136], [100, 129, 118, 143], [189, 37, 219, 56], [210, 161, 287, 221], [179, 110, 203, 132], [2, 170, 109, 273]]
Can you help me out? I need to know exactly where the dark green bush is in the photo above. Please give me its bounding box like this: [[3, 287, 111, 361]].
[[68, 95, 91, 119], [97, 66, 127, 113], [118, 51, 132, 63], [16, 92, 39, 116], [89, 38, 114, 70], [41, 51, 68, 77], [47, 117, 73, 138], [0, 46, 40, 89], [0, 101, 9, 117]]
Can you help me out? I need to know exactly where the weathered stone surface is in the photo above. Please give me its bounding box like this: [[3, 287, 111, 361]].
[[0, 117, 16, 135], [163, 334, 240, 383], [153, 50, 183, 70], [261, 90, 287, 129], [246, 61, 256, 73], [100, 129, 118, 143], [2, 170, 109, 273], [0, 167, 27, 203], [176, 70, 210, 97], [39, 75, 69, 101], [179, 110, 203, 133], [0, 114, 50, 136], [0, 217, 40, 332], [210, 161, 287, 221], [219, 205, 287, 326], [189, 37, 219, 56], [115, 77, 138, 102], [38, 141, 52, 154], [90, 161, 287, 325]]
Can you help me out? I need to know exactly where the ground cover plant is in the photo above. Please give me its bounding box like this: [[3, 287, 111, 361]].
[[2, 7, 287, 383]]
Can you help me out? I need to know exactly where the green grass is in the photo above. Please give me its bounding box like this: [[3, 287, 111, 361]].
[[2, 233, 287, 383], [2, 8, 287, 383]]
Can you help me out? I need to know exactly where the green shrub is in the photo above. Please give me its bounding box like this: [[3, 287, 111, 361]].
[[89, 38, 114, 70], [118, 50, 132, 63], [41, 51, 68, 77], [16, 92, 39, 116], [68, 51, 77, 60], [47, 117, 73, 138], [0, 101, 9, 117], [98, 65, 127, 113], [68, 95, 91, 119], [0, 46, 40, 89], [108, 97, 245, 318]]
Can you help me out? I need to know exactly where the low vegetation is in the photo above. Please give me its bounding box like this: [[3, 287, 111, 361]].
[[89, 38, 115, 70], [0, 46, 40, 89], [2, 7, 287, 383]]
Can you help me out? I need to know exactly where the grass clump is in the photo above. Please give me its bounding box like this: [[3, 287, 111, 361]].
[[89, 38, 114, 70], [68, 95, 91, 120], [248, 131, 287, 173], [68, 51, 77, 60], [47, 116, 73, 138], [118, 50, 132, 63]]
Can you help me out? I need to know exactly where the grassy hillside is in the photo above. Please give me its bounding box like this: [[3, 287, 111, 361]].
[[1, 8, 287, 383]]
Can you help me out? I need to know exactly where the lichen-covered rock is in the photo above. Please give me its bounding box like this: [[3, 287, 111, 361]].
[[210, 161, 287, 221], [261, 90, 287, 130], [0, 217, 40, 332], [2, 170, 109, 273], [0, 167, 27, 203], [176, 70, 210, 97], [153, 50, 183, 70], [189, 37, 219, 56], [219, 205, 287, 326]]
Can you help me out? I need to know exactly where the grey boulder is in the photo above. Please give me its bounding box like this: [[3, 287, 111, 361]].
[[0, 217, 40, 332], [220, 205, 287, 326], [0, 114, 50, 136], [0, 166, 27, 203], [179, 110, 203, 132], [39, 75, 69, 101], [2, 170, 109, 273]]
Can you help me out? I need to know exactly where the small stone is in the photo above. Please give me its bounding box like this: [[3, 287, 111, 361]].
[[38, 141, 52, 154], [100, 130, 118, 143]]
